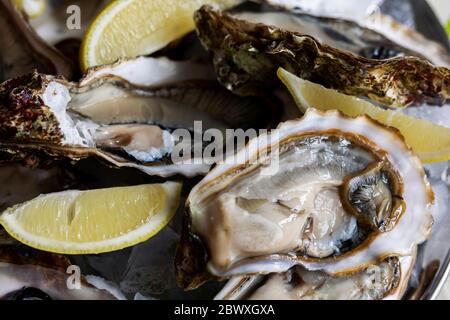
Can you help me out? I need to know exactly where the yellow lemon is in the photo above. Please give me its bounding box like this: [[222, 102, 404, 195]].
[[80, 0, 242, 71], [0, 182, 182, 254], [278, 67, 450, 164]]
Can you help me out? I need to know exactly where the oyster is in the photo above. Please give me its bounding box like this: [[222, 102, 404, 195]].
[[365, 12, 450, 68], [267, 0, 450, 67], [215, 254, 415, 300], [194, 6, 450, 108], [176, 109, 433, 289], [234, 9, 427, 60], [0, 245, 117, 300], [79, 56, 216, 87], [0, 71, 277, 177], [0, 0, 73, 81]]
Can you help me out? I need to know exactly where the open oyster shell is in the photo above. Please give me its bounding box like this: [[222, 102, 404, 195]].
[[175, 108, 433, 289], [266, 0, 450, 68], [79, 56, 216, 88], [0, 71, 278, 177], [194, 6, 450, 108], [215, 254, 415, 300], [233, 3, 429, 61]]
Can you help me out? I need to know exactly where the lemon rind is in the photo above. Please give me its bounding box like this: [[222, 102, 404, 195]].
[[0, 182, 182, 254]]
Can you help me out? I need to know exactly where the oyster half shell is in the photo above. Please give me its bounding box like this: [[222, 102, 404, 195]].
[[79, 56, 217, 88], [234, 9, 428, 61], [0, 245, 117, 300], [266, 0, 450, 67], [194, 6, 450, 108], [215, 254, 415, 300], [0, 71, 277, 177], [176, 108, 433, 289]]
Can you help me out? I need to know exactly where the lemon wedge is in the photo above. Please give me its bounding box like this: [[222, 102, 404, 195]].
[[278, 67, 450, 164], [80, 0, 242, 71], [0, 182, 182, 254], [13, 0, 47, 19]]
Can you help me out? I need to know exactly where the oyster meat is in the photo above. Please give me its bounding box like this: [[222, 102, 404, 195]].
[[194, 6, 450, 108], [0, 0, 73, 81], [0, 71, 277, 177], [216, 254, 415, 300], [176, 109, 433, 289]]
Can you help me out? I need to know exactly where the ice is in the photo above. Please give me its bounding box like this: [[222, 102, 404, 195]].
[[85, 275, 126, 300], [119, 227, 179, 298], [421, 162, 450, 262], [267, 0, 382, 22], [408, 160, 450, 297], [119, 226, 223, 299], [402, 104, 450, 129], [442, 165, 450, 186], [425, 162, 450, 181], [134, 292, 155, 300], [73, 222, 223, 300]]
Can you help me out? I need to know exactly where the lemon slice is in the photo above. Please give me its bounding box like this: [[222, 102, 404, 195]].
[[13, 0, 47, 19], [0, 182, 182, 254], [278, 67, 450, 164], [80, 0, 242, 71]]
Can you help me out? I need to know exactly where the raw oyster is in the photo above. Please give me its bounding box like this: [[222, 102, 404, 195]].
[[0, 71, 277, 177], [234, 9, 427, 60], [194, 6, 450, 108], [175, 109, 433, 289], [79, 56, 216, 87], [0, 0, 73, 81], [266, 0, 450, 67], [364, 12, 450, 68], [0, 245, 117, 300], [215, 254, 415, 300]]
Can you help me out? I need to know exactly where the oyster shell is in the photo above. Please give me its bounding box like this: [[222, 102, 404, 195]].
[[0, 0, 73, 81], [79, 56, 216, 87], [267, 0, 450, 67], [215, 254, 415, 300], [0, 245, 117, 300], [365, 12, 450, 68], [234, 9, 427, 61], [266, 0, 381, 23], [176, 109, 433, 289], [194, 6, 450, 108], [0, 71, 277, 177]]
